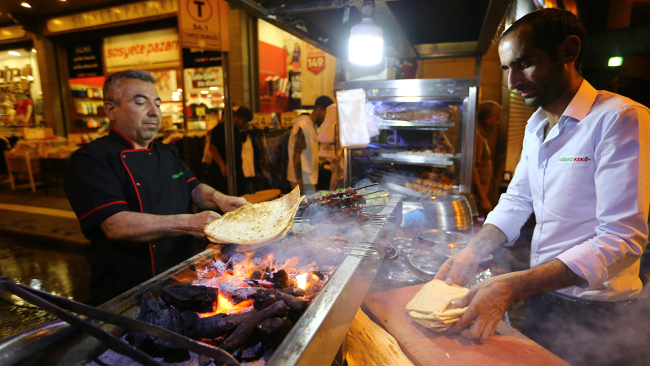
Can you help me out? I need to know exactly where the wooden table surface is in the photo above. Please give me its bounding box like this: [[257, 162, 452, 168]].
[[363, 284, 569, 366]]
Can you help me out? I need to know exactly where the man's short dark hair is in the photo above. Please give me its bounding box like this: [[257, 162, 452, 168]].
[[104, 69, 157, 104], [314, 96, 334, 110], [234, 106, 253, 122], [498, 8, 587, 74]]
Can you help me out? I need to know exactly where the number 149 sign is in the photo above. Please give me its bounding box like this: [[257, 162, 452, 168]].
[[306, 56, 326, 76]]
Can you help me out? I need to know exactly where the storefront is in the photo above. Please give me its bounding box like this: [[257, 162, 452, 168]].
[[0, 26, 44, 128]]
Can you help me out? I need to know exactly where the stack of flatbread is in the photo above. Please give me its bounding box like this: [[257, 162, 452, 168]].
[[405, 279, 469, 332], [204, 185, 304, 249]]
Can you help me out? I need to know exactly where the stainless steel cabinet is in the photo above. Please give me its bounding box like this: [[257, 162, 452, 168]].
[[335, 78, 478, 199]]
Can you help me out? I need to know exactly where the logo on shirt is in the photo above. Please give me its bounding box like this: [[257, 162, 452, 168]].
[[559, 155, 592, 164], [172, 171, 184, 179]]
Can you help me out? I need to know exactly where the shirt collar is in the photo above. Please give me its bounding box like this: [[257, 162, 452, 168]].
[[563, 79, 597, 122], [525, 79, 597, 134], [109, 128, 153, 150]]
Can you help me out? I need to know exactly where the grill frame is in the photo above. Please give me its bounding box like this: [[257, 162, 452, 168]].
[[0, 194, 402, 366]]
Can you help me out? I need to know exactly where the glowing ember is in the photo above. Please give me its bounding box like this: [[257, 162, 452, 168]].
[[296, 273, 308, 290], [197, 292, 255, 317]]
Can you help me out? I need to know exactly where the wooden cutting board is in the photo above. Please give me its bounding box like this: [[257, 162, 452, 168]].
[[363, 284, 569, 366]]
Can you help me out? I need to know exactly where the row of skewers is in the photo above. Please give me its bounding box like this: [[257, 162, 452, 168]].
[[297, 184, 394, 224]]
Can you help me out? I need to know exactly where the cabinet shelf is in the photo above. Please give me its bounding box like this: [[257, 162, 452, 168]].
[[353, 154, 455, 167], [378, 120, 454, 130]]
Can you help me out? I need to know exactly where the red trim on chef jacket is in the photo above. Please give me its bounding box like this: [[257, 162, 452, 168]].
[[78, 200, 128, 221], [120, 149, 156, 276]]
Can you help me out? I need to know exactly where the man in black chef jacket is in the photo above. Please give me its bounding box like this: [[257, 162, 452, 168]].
[[65, 69, 247, 305]]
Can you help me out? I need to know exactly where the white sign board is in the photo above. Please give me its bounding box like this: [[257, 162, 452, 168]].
[[178, 0, 229, 51], [103, 28, 180, 72]]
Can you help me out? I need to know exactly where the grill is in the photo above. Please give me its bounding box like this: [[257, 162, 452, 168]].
[[0, 194, 403, 366]]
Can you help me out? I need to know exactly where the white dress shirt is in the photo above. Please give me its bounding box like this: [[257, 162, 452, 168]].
[[485, 80, 650, 301]]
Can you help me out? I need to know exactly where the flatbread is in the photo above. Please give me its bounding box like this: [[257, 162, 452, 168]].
[[205, 186, 303, 245], [406, 279, 469, 333], [235, 196, 304, 252], [405, 279, 469, 314]]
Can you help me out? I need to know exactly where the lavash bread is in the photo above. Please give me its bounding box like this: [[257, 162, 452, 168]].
[[347, 309, 415, 366], [205, 185, 303, 246], [405, 279, 469, 332]]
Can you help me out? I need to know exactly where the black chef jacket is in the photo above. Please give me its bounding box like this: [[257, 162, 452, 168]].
[[64, 129, 201, 305]]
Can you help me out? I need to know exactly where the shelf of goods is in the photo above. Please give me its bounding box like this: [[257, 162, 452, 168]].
[[336, 78, 478, 198]]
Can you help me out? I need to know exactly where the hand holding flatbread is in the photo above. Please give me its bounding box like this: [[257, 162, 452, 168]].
[[405, 279, 469, 332], [204, 185, 303, 247]]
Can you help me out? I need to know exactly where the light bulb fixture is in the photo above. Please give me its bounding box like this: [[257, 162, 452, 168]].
[[608, 56, 623, 67], [31, 48, 37, 53], [349, 0, 383, 65], [8, 51, 21, 56], [177, 88, 183, 92], [201, 90, 209, 94], [210, 86, 218, 90], [21, 2, 31, 8]]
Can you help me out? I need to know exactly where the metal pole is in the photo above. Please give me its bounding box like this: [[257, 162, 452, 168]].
[[223, 52, 237, 196]]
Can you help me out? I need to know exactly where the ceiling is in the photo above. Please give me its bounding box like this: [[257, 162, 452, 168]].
[[226, 0, 511, 59]]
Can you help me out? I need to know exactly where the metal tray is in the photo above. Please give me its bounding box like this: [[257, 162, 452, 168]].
[[409, 251, 447, 275], [378, 120, 454, 130], [418, 229, 470, 245]]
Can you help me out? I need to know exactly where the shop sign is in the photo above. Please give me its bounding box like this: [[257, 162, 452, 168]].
[[0, 26, 27, 41], [280, 111, 298, 128], [46, 0, 178, 34], [103, 28, 180, 71], [67, 42, 104, 78], [252, 113, 274, 129], [0, 65, 32, 94], [189, 67, 223, 89], [306, 56, 326, 76], [178, 0, 229, 51], [182, 48, 222, 68], [306, 44, 326, 76]]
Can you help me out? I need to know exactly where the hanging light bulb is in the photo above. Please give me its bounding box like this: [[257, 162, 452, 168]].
[[349, 0, 383, 65]]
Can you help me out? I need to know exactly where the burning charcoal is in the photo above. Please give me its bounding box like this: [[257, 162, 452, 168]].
[[230, 252, 247, 263], [257, 317, 293, 349], [219, 282, 308, 313], [279, 287, 305, 297], [161, 284, 217, 313], [241, 341, 264, 359], [213, 260, 228, 275], [271, 269, 290, 289], [181, 310, 200, 331], [125, 294, 186, 358], [219, 300, 288, 353], [193, 312, 252, 339], [253, 298, 279, 310]]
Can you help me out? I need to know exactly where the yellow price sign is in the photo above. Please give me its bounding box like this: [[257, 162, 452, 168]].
[[280, 111, 298, 128], [252, 112, 274, 128]]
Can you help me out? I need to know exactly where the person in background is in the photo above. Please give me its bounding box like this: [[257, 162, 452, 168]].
[[15, 93, 33, 126], [287, 96, 333, 194], [64, 69, 247, 305], [209, 106, 253, 196], [473, 101, 501, 214], [435, 9, 650, 365], [318, 103, 341, 190]]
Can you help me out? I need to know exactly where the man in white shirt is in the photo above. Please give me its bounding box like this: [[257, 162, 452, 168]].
[[287, 96, 333, 194], [435, 9, 650, 365]]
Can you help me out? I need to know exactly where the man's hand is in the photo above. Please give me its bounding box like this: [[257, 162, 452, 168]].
[[185, 210, 221, 239], [448, 275, 516, 341], [435, 224, 508, 286], [216, 194, 248, 212], [219, 163, 228, 177], [435, 246, 483, 286]]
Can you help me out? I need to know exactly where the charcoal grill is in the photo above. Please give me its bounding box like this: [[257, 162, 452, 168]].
[[0, 194, 402, 366]]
